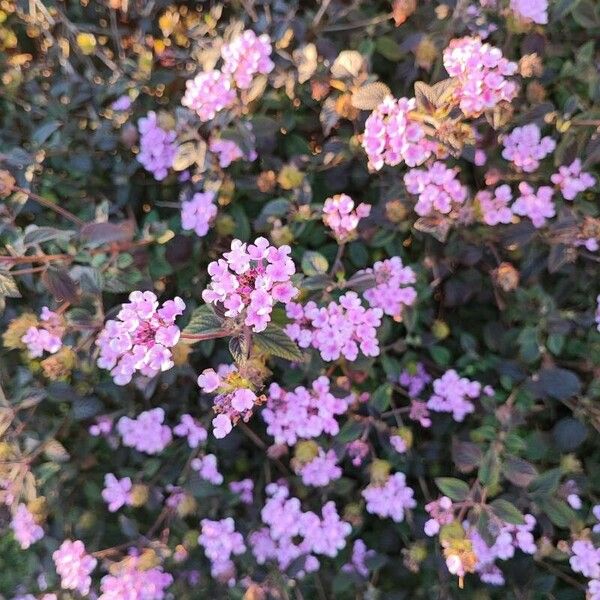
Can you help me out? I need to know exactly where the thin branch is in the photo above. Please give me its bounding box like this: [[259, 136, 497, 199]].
[[16, 186, 84, 227]]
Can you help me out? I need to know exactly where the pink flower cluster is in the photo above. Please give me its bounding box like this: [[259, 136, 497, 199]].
[[52, 539, 97, 596], [362, 96, 434, 170], [117, 408, 172, 454], [182, 69, 236, 122], [202, 237, 297, 333], [361, 256, 417, 319], [229, 479, 254, 504], [99, 554, 173, 600], [404, 162, 468, 217], [10, 503, 44, 549], [181, 191, 218, 238], [322, 194, 371, 242], [199, 518, 246, 585], [285, 292, 382, 361], [209, 138, 256, 168], [442, 37, 518, 117], [191, 454, 223, 485], [102, 473, 133, 512], [476, 184, 513, 225], [96, 291, 185, 385], [551, 159, 596, 200], [173, 414, 207, 448], [362, 472, 416, 522], [502, 124, 556, 173], [570, 539, 600, 579], [469, 515, 537, 586], [250, 483, 351, 574], [512, 182, 555, 228], [182, 30, 273, 121], [21, 307, 63, 358], [424, 496, 454, 536], [263, 376, 354, 445], [427, 369, 485, 422], [342, 539, 375, 578], [295, 449, 341, 487], [399, 362, 431, 398], [137, 111, 177, 181], [222, 30, 274, 89], [510, 0, 548, 24], [197, 365, 260, 439]]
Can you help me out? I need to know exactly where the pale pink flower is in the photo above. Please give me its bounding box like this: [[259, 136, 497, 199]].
[[10, 503, 44, 549], [512, 182, 555, 228], [221, 30, 274, 89], [53, 539, 97, 596], [182, 69, 236, 122], [181, 191, 218, 237], [102, 473, 133, 512]]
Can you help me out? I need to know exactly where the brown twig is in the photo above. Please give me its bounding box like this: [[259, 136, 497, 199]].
[[16, 186, 84, 227]]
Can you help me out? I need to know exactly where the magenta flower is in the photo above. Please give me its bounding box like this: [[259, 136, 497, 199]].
[[137, 111, 177, 181], [404, 162, 468, 217], [181, 69, 236, 122], [181, 191, 218, 238], [52, 539, 97, 596], [443, 37, 518, 117], [10, 503, 44, 549], [322, 193, 371, 242], [363, 96, 434, 170], [202, 237, 298, 333], [21, 306, 64, 358], [476, 184, 513, 226], [551, 159, 596, 200], [285, 291, 383, 361], [221, 30, 274, 90], [426, 369, 484, 422], [362, 472, 416, 522], [262, 376, 354, 445], [510, 0, 548, 24], [295, 448, 341, 487], [502, 124, 556, 173], [512, 182, 555, 228], [173, 414, 207, 448], [191, 454, 223, 485], [117, 407, 172, 454], [229, 478, 254, 504], [96, 291, 185, 385], [101, 473, 133, 512], [199, 518, 246, 585]]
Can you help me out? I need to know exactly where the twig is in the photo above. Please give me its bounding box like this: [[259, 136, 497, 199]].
[[16, 186, 84, 227], [322, 12, 392, 32]]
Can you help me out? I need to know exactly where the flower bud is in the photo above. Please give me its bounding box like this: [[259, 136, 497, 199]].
[[129, 484, 149, 507]]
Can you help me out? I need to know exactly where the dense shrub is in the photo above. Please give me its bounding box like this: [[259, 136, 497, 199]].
[[1, 1, 600, 598]]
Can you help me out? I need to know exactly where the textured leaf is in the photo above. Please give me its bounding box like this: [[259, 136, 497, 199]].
[[301, 251, 329, 276], [181, 304, 224, 343], [435, 477, 470, 501], [41, 268, 78, 303], [539, 498, 577, 528], [478, 448, 500, 489], [502, 455, 538, 487], [229, 335, 248, 363], [80, 221, 134, 245], [253, 323, 303, 362], [371, 383, 392, 412], [490, 499, 525, 525], [0, 271, 21, 298], [452, 439, 483, 473], [351, 82, 392, 110], [23, 227, 74, 246], [331, 50, 364, 79]]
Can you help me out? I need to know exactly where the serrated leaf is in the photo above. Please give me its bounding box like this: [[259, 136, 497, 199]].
[[23, 226, 75, 246], [80, 221, 134, 246], [375, 36, 403, 61], [529, 468, 562, 499], [173, 140, 205, 171], [41, 267, 78, 303], [413, 215, 451, 242], [490, 498, 525, 525], [539, 497, 578, 528], [478, 448, 500, 489], [181, 304, 224, 344], [336, 420, 363, 443], [435, 477, 470, 501], [229, 335, 248, 363], [414, 79, 458, 113], [0, 271, 21, 298], [331, 50, 364, 79], [253, 323, 303, 362], [502, 455, 538, 487], [351, 82, 392, 110], [452, 439, 482, 473]]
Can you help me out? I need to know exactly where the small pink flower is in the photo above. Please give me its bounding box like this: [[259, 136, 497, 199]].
[[10, 503, 44, 549], [181, 191, 217, 237], [182, 69, 236, 122], [221, 30, 274, 90], [53, 539, 97, 596], [212, 414, 233, 439], [101, 473, 133, 512]]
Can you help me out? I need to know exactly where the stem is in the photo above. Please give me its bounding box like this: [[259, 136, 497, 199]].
[[16, 186, 84, 227], [0, 253, 72, 265], [180, 330, 230, 342]]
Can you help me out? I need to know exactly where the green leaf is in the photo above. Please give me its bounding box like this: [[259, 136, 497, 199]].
[[552, 417, 587, 451], [572, 0, 600, 27], [429, 345, 451, 366], [502, 455, 538, 487], [253, 323, 303, 362], [490, 498, 525, 525], [181, 305, 224, 343], [229, 335, 248, 363], [336, 420, 363, 443], [301, 251, 329, 276], [529, 468, 562, 499], [0, 271, 21, 298], [371, 383, 392, 413], [539, 498, 578, 528], [435, 477, 470, 501], [375, 36, 403, 60], [41, 267, 78, 303], [478, 448, 500, 489], [553, 0, 582, 20], [538, 368, 582, 401]]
